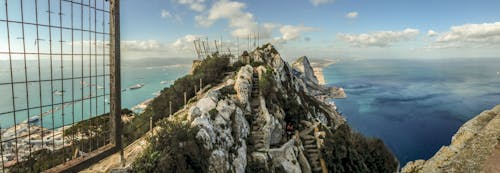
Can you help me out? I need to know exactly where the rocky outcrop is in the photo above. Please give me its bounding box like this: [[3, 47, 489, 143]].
[[293, 56, 319, 85], [124, 43, 396, 173], [402, 105, 500, 173], [234, 65, 254, 112], [182, 44, 349, 172]]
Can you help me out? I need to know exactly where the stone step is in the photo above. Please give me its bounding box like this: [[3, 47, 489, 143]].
[[306, 149, 319, 154], [305, 145, 317, 149], [312, 167, 322, 172], [309, 156, 319, 162], [302, 135, 315, 140], [255, 143, 265, 148], [310, 160, 320, 166], [308, 153, 319, 158], [304, 140, 315, 145]]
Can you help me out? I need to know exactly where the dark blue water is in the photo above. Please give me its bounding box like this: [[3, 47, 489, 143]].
[[324, 58, 500, 165]]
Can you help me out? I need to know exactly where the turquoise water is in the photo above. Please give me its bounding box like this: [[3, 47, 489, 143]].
[[324, 58, 500, 165], [0, 58, 191, 129]]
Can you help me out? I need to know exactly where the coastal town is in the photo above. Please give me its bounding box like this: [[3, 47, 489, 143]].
[[1, 122, 69, 167]]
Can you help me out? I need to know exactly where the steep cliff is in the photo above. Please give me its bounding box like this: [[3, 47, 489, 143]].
[[402, 105, 500, 173], [130, 43, 398, 173]]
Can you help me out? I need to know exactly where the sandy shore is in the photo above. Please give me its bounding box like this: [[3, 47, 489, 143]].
[[131, 98, 154, 113], [310, 59, 337, 85]]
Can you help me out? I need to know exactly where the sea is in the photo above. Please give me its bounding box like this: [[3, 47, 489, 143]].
[[324, 58, 500, 165], [2, 57, 500, 166], [0, 58, 192, 130]]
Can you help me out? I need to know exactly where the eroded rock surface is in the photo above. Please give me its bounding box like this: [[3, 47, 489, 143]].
[[402, 105, 500, 173]]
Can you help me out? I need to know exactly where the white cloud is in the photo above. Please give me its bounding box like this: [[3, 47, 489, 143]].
[[172, 34, 203, 51], [346, 11, 358, 19], [122, 40, 164, 51], [173, 0, 206, 12], [273, 25, 317, 44], [430, 22, 500, 48], [161, 9, 172, 18], [195, 0, 277, 39], [427, 30, 438, 37], [310, 0, 335, 6], [337, 28, 420, 47]]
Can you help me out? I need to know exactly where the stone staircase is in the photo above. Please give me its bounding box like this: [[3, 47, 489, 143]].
[[300, 124, 328, 173], [249, 71, 266, 151]]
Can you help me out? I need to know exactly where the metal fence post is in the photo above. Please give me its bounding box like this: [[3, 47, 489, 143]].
[[109, 0, 123, 165]]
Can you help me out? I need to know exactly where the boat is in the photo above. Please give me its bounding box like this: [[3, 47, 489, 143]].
[[97, 85, 104, 89], [129, 83, 144, 90], [28, 116, 40, 123], [53, 90, 65, 95], [160, 80, 169, 84]]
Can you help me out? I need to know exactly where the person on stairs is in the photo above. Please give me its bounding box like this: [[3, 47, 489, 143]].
[[286, 123, 294, 140]]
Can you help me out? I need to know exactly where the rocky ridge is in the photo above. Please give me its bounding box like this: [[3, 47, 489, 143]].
[[402, 105, 500, 173], [127, 43, 398, 173], [181, 43, 345, 172]]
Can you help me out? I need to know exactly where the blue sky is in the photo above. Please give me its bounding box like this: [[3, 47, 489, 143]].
[[2, 0, 500, 59]]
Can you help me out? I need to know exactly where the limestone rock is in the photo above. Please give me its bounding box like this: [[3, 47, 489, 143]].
[[292, 56, 319, 85], [234, 65, 253, 112], [402, 105, 500, 173], [268, 140, 302, 173]]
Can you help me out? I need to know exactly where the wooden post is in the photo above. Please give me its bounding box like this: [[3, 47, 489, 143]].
[[199, 78, 202, 92], [109, 0, 123, 166], [149, 116, 153, 132], [169, 101, 172, 116], [184, 92, 187, 109]]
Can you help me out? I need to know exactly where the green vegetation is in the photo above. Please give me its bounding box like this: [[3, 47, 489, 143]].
[[132, 119, 210, 173], [322, 124, 399, 173], [250, 61, 266, 67], [149, 55, 231, 123], [259, 65, 275, 98]]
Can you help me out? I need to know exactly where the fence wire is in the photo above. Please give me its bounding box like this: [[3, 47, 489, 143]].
[[0, 0, 113, 172]]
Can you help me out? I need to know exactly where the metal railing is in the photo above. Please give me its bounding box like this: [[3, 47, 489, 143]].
[[0, 0, 121, 172]]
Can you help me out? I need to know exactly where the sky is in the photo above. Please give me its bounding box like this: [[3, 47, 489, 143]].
[[2, 0, 500, 60], [122, 0, 500, 59]]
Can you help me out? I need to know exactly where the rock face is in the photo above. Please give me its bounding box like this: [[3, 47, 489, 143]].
[[292, 56, 319, 85], [402, 105, 500, 173], [180, 43, 349, 172]]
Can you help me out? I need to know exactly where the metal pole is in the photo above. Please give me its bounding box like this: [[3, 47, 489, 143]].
[[214, 40, 218, 52], [109, 0, 123, 166]]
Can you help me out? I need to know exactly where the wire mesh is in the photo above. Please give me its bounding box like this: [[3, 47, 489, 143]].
[[0, 0, 112, 172]]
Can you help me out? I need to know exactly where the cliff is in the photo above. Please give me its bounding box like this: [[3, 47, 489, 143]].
[[402, 105, 500, 173], [95, 43, 398, 173]]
